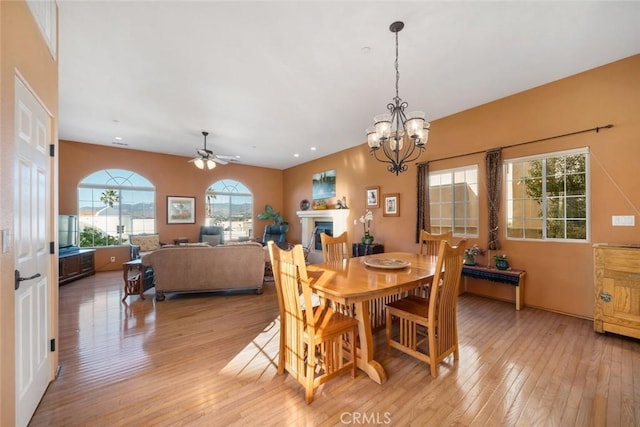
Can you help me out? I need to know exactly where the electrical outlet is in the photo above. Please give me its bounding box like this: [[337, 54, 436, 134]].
[[110, 256, 116, 262]]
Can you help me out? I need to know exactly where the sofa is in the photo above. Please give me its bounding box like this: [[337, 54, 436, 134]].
[[142, 242, 266, 300]]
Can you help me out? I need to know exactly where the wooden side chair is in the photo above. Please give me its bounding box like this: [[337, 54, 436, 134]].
[[418, 230, 453, 256], [319, 232, 350, 262], [268, 242, 358, 403], [385, 239, 467, 377]]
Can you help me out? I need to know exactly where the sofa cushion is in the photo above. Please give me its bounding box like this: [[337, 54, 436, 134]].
[[130, 234, 161, 252], [202, 234, 221, 246]]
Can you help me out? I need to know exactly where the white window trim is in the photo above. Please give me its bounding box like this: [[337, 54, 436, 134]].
[[505, 147, 590, 243], [429, 164, 479, 238]]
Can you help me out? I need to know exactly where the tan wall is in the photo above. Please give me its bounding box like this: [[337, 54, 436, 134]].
[[59, 141, 283, 270], [0, 1, 59, 425], [283, 54, 640, 319]]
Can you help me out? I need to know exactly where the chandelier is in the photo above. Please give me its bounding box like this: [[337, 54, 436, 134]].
[[366, 21, 430, 175]]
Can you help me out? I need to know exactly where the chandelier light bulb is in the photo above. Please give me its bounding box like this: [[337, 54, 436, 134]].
[[206, 159, 216, 169], [194, 158, 205, 169]]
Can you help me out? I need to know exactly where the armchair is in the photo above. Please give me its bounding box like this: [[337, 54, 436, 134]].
[[199, 225, 224, 246], [262, 224, 288, 249]]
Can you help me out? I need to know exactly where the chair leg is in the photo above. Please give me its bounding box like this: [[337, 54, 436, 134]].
[[305, 347, 316, 404], [350, 329, 356, 378], [428, 331, 438, 378]]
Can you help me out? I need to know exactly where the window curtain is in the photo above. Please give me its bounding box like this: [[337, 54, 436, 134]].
[[416, 162, 430, 243], [486, 149, 502, 250]]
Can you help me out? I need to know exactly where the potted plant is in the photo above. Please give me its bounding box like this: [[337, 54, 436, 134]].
[[359, 210, 374, 244], [493, 253, 509, 270], [257, 204, 289, 232], [464, 244, 483, 266]]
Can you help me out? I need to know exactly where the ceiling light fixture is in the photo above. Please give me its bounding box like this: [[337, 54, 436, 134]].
[[189, 131, 229, 170], [366, 21, 430, 175]]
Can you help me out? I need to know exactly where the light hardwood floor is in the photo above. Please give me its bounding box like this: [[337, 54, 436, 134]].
[[30, 271, 639, 426]]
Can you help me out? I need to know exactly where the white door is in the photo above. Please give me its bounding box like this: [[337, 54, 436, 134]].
[[14, 77, 52, 427]]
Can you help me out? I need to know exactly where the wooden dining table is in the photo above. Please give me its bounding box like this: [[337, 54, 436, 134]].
[[306, 252, 438, 384]]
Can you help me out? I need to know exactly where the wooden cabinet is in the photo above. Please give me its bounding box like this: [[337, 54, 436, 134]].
[[59, 249, 95, 285], [593, 244, 640, 339]]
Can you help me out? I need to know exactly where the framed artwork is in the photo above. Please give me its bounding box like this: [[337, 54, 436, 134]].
[[167, 196, 196, 224], [383, 193, 400, 217], [312, 169, 336, 200], [365, 186, 380, 208]]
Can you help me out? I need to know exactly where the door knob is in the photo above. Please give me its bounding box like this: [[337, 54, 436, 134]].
[[14, 269, 41, 290]]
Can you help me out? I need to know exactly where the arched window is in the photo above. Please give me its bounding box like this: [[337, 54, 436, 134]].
[[78, 169, 155, 247], [205, 179, 253, 242]]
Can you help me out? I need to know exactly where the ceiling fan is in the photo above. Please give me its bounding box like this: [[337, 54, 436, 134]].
[[189, 131, 230, 169]]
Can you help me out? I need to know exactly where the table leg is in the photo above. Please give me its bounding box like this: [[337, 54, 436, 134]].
[[354, 300, 387, 384]]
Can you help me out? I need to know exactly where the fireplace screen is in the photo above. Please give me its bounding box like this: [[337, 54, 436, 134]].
[[314, 221, 333, 250]]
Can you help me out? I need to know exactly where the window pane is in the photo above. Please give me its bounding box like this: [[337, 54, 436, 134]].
[[428, 166, 479, 237], [506, 150, 588, 241], [206, 179, 254, 241], [78, 170, 155, 247]]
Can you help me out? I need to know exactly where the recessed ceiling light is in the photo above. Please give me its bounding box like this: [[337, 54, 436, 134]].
[[310, 147, 317, 151], [294, 153, 300, 158], [114, 136, 123, 141]]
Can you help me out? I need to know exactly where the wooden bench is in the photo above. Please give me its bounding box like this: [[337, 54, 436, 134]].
[[462, 265, 526, 310]]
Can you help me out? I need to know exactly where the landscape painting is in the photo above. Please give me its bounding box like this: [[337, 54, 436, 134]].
[[312, 170, 336, 200]]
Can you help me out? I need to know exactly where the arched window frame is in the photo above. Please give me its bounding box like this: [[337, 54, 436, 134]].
[[205, 179, 254, 242], [77, 169, 155, 247]]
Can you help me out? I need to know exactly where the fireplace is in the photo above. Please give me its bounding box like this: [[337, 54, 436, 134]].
[[314, 221, 333, 250], [296, 209, 350, 264]]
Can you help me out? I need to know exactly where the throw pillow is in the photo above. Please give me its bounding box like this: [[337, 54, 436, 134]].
[[202, 234, 221, 246], [130, 234, 160, 252]]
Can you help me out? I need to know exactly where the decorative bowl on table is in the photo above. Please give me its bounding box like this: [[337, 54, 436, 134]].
[[363, 258, 410, 270]]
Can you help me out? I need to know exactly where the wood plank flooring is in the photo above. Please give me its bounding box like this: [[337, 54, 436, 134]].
[[30, 271, 640, 426]]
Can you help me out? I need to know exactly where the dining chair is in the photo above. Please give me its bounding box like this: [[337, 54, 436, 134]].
[[416, 230, 453, 297], [320, 231, 350, 262], [418, 229, 453, 256], [385, 239, 467, 377], [268, 242, 358, 403]]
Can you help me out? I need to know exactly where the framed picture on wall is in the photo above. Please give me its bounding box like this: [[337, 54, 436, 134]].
[[383, 193, 400, 217], [312, 169, 336, 200], [365, 186, 380, 208], [167, 196, 196, 224]]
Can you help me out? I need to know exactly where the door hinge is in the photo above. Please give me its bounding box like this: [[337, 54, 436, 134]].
[[50, 144, 55, 157], [50, 338, 56, 352], [50, 241, 55, 254]]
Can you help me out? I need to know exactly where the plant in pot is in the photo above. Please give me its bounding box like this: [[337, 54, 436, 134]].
[[257, 204, 289, 233], [359, 210, 374, 244], [493, 254, 509, 270], [464, 244, 483, 266]]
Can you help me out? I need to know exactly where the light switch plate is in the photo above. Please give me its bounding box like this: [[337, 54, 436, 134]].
[[612, 215, 635, 226], [2, 229, 10, 253]]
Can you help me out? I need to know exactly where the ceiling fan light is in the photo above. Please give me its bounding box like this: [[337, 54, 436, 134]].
[[206, 159, 216, 169], [194, 158, 205, 169]]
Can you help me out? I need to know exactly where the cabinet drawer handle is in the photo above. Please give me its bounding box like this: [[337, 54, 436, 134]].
[[599, 291, 612, 303]]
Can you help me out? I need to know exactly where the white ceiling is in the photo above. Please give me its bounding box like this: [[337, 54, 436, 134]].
[[58, 1, 640, 170]]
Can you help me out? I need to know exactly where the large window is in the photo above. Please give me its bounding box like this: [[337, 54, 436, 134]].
[[78, 169, 155, 247], [429, 165, 479, 236], [205, 179, 253, 241], [505, 148, 588, 241]]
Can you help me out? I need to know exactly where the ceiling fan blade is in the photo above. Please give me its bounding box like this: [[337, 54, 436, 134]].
[[212, 158, 229, 165]]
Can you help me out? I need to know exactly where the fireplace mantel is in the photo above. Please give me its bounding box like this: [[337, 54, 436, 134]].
[[297, 209, 350, 263]]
